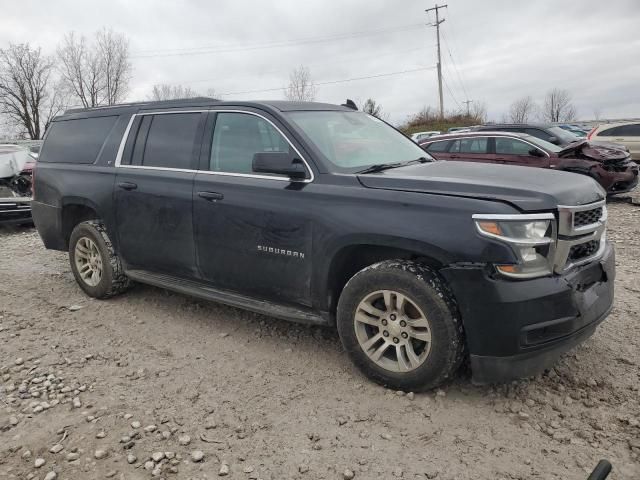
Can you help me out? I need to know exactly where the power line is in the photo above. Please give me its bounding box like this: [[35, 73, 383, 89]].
[[440, 29, 469, 102], [442, 75, 462, 110], [132, 23, 427, 58], [133, 46, 429, 88], [216, 66, 435, 97]]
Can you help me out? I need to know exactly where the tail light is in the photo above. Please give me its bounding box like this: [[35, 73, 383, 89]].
[[587, 127, 597, 140]]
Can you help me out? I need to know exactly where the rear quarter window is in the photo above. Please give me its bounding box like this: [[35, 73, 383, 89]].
[[40, 115, 118, 164]]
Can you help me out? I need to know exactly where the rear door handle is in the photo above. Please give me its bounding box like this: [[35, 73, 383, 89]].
[[117, 181, 137, 190], [198, 191, 224, 201]]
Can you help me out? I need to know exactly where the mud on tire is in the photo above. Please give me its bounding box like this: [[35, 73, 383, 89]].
[[68, 220, 131, 299], [336, 260, 465, 391]]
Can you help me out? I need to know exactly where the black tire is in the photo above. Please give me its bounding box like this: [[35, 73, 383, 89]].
[[68, 220, 131, 299], [337, 260, 465, 391]]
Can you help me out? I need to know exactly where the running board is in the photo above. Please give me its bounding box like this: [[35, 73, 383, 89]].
[[125, 269, 328, 326]]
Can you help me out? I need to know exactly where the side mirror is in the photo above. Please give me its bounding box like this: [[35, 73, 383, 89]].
[[547, 136, 558, 145], [252, 152, 307, 179], [528, 148, 545, 157]]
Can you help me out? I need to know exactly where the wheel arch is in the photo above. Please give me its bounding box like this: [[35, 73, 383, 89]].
[[60, 197, 103, 249], [320, 236, 453, 317]]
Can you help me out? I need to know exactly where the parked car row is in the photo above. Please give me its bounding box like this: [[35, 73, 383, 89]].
[[419, 131, 638, 195], [414, 121, 639, 195]]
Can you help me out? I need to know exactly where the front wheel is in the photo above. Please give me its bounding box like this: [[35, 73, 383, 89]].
[[337, 260, 464, 391], [68, 220, 131, 299]]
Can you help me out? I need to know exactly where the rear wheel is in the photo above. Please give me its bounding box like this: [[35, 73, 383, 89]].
[[337, 260, 464, 391], [68, 220, 131, 299]]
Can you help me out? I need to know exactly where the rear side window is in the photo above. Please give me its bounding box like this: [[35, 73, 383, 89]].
[[40, 115, 118, 163], [425, 140, 449, 152], [141, 113, 202, 169], [450, 137, 488, 154]]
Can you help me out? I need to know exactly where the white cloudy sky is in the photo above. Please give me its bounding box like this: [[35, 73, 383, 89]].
[[2, 0, 639, 124]]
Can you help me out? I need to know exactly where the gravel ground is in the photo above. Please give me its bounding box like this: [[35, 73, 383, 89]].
[[0, 201, 638, 480]]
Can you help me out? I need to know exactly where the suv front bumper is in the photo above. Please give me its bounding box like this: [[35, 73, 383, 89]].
[[441, 243, 615, 384]]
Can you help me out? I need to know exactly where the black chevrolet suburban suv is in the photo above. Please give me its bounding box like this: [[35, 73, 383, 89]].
[[32, 99, 614, 391]]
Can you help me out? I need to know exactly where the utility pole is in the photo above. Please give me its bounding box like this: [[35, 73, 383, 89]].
[[425, 3, 447, 119], [463, 99, 473, 117]]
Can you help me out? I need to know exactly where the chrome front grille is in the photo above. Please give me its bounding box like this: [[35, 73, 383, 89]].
[[554, 200, 607, 273], [573, 207, 603, 228]]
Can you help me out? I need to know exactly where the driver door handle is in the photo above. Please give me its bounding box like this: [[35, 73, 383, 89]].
[[198, 191, 224, 201], [117, 181, 137, 190]]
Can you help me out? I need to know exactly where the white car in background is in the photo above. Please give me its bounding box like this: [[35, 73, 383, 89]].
[[410, 131, 441, 142], [588, 121, 640, 162]]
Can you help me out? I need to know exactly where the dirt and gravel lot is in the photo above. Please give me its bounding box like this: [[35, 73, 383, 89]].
[[0, 201, 638, 480]]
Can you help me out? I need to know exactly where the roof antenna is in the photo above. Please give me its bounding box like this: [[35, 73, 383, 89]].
[[342, 99, 358, 110]]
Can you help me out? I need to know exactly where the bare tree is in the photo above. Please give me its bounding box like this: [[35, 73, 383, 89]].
[[362, 98, 389, 120], [284, 65, 317, 102], [508, 96, 536, 123], [148, 84, 200, 101], [58, 29, 131, 108], [593, 107, 602, 121], [542, 88, 576, 123], [470, 101, 487, 124], [0, 44, 64, 139], [96, 28, 131, 105]]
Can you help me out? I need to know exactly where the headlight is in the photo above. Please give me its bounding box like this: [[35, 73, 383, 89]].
[[473, 213, 556, 278]]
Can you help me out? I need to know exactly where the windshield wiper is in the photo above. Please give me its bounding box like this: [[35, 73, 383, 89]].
[[357, 157, 430, 174]]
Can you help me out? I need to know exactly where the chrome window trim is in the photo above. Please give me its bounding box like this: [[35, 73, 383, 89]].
[[438, 135, 551, 157], [113, 109, 314, 183]]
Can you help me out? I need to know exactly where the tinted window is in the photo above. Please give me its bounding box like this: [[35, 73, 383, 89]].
[[210, 112, 292, 174], [458, 137, 488, 154], [597, 126, 620, 137], [426, 140, 450, 152], [525, 128, 553, 142], [40, 115, 118, 163], [141, 113, 201, 169], [495, 138, 533, 155], [616, 124, 640, 136]]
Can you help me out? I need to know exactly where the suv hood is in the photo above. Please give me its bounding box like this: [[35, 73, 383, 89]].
[[559, 140, 630, 162], [357, 161, 604, 211]]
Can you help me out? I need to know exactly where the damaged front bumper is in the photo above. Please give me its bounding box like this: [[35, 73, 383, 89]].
[[441, 243, 615, 384], [0, 196, 32, 225]]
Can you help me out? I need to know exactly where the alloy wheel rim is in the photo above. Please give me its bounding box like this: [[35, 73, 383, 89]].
[[354, 290, 432, 373], [74, 237, 103, 287]]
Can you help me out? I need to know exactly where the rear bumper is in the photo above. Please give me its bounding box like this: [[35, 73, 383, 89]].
[[0, 197, 32, 225], [441, 243, 615, 384], [31, 200, 66, 250]]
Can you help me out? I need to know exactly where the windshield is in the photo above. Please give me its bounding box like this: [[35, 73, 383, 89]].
[[547, 126, 582, 145], [522, 135, 563, 153], [286, 111, 433, 172]]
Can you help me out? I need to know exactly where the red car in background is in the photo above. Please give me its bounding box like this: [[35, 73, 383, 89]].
[[419, 131, 638, 195]]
